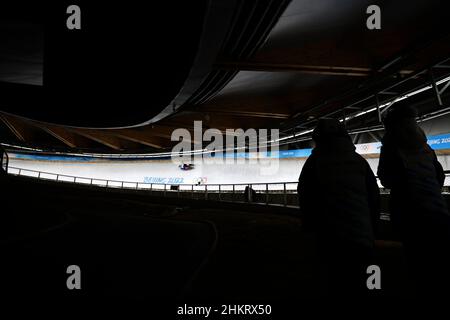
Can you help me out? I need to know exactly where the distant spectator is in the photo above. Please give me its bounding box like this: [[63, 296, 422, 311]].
[[298, 118, 380, 295], [244, 186, 256, 203], [377, 105, 450, 294]]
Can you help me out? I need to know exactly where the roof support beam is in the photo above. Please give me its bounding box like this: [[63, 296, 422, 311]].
[[73, 130, 123, 151], [0, 113, 26, 141], [114, 133, 164, 149], [215, 61, 414, 77], [216, 61, 371, 76], [430, 69, 443, 106], [117, 128, 201, 145], [191, 109, 289, 119], [37, 125, 77, 148]]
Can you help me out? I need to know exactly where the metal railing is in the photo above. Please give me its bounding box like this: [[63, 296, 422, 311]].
[[4, 161, 450, 207], [6, 166, 299, 207]]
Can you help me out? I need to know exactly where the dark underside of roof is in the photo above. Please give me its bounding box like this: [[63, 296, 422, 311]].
[[1, 0, 450, 153]]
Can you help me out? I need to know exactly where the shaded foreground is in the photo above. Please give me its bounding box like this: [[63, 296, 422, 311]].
[[2, 172, 442, 309]]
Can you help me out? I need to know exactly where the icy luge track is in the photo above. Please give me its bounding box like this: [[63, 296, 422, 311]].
[[6, 166, 300, 207]]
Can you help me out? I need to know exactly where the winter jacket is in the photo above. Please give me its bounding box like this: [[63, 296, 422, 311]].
[[298, 136, 380, 247], [377, 118, 449, 240]]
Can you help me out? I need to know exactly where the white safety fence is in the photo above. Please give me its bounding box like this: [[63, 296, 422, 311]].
[[5, 166, 300, 205]]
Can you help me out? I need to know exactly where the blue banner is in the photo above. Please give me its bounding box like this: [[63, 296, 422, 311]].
[[427, 133, 450, 150]]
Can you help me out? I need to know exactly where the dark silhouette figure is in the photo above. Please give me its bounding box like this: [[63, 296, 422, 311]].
[[244, 186, 256, 202], [298, 119, 380, 295], [377, 105, 450, 295], [0, 147, 8, 174]]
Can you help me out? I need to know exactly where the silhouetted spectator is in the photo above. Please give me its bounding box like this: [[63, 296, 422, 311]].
[[298, 118, 380, 295], [377, 105, 450, 294], [0, 147, 8, 174], [244, 186, 256, 203]]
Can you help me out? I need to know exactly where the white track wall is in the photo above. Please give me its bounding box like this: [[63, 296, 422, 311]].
[[8, 154, 450, 186]]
